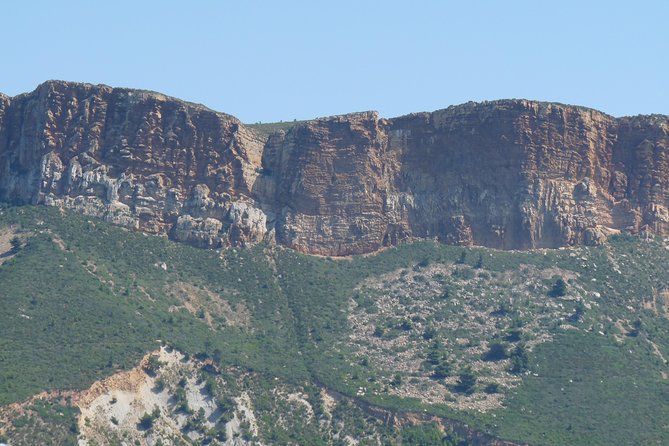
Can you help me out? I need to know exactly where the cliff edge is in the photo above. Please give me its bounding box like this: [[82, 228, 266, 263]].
[[1, 81, 667, 255]]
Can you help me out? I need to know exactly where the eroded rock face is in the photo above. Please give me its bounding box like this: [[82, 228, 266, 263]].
[[260, 102, 668, 254], [0, 80, 267, 248], [1, 81, 668, 255]]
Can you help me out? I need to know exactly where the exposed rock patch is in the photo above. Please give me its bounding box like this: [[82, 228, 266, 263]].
[[166, 281, 251, 330]]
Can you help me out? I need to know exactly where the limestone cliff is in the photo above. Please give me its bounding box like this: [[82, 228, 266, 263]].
[[1, 81, 667, 255], [0, 81, 268, 248]]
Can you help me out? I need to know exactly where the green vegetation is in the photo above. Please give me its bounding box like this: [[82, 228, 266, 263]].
[[549, 276, 568, 297], [10, 235, 21, 253], [246, 119, 307, 138], [400, 423, 465, 445], [2, 204, 669, 445], [0, 397, 79, 445], [482, 341, 508, 361], [138, 406, 161, 430], [455, 368, 477, 395]]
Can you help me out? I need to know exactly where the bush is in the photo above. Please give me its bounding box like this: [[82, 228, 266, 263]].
[[505, 328, 522, 343], [491, 303, 510, 317], [482, 341, 508, 361], [143, 355, 164, 376], [440, 286, 452, 300], [549, 277, 567, 297], [457, 250, 467, 264], [455, 367, 476, 394], [628, 319, 642, 337], [401, 423, 447, 445], [484, 383, 500, 394], [10, 236, 21, 253], [422, 327, 437, 340], [399, 319, 413, 331], [432, 362, 451, 379], [509, 344, 529, 374], [138, 406, 160, 430], [426, 348, 441, 366], [391, 373, 402, 387]]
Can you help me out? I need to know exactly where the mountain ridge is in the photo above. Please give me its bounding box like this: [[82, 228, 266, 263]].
[[4, 79, 664, 120], [0, 80, 667, 255]]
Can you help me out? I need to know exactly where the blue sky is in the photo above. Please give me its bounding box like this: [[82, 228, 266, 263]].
[[2, 1, 667, 122]]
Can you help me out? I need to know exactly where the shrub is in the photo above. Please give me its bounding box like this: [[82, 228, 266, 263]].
[[549, 277, 567, 297], [399, 319, 413, 331], [426, 348, 442, 366], [143, 355, 164, 376], [432, 362, 451, 379], [440, 286, 452, 300], [422, 327, 437, 340], [491, 303, 510, 317], [10, 236, 21, 253], [482, 341, 508, 361], [509, 344, 529, 374], [505, 328, 522, 343], [455, 367, 477, 394], [391, 374, 402, 386], [138, 406, 160, 430], [484, 383, 500, 394], [628, 319, 642, 337]]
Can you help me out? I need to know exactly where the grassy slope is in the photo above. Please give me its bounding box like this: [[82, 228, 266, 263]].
[[0, 206, 305, 405], [1, 205, 669, 445]]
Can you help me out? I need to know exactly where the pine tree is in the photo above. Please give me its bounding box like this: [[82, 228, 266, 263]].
[[550, 277, 567, 297], [455, 367, 477, 394]]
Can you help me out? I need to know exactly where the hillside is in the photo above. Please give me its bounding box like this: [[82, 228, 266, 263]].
[[1, 205, 669, 445], [1, 81, 668, 256]]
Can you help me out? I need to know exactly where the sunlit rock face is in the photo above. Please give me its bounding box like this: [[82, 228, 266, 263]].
[[0, 81, 267, 248], [260, 101, 668, 255], [1, 81, 668, 255]]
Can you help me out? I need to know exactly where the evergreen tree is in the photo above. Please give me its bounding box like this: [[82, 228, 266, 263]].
[[455, 367, 477, 394], [550, 277, 567, 297], [474, 253, 484, 269], [509, 344, 529, 374], [483, 341, 508, 361], [9, 236, 21, 253], [433, 362, 451, 379]]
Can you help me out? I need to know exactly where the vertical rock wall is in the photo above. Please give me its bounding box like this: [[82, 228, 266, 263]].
[[1, 81, 667, 255]]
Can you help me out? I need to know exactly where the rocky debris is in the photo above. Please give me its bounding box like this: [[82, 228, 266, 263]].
[[166, 281, 251, 330], [76, 347, 255, 446], [1, 81, 668, 255], [347, 261, 589, 410]]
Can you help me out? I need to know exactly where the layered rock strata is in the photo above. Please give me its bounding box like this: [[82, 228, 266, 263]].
[[1, 81, 667, 255]]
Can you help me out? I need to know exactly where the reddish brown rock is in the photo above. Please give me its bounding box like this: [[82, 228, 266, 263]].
[[0, 81, 667, 255], [260, 100, 668, 255], [0, 81, 267, 248]]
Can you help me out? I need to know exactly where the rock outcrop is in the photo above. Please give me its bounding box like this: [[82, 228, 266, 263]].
[[0, 81, 267, 248], [1, 81, 667, 255]]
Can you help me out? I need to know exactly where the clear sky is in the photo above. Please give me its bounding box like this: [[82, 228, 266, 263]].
[[2, 1, 667, 122]]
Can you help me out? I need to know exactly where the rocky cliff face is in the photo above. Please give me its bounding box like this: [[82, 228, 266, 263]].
[[1, 81, 667, 255], [0, 81, 268, 248]]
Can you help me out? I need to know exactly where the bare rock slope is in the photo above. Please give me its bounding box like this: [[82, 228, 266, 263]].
[[1, 81, 667, 255]]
